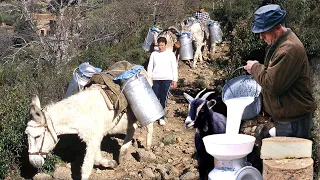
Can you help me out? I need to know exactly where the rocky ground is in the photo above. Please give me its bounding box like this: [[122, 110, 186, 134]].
[[33, 42, 272, 180]]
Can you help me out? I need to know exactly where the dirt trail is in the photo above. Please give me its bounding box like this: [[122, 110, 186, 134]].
[[33, 42, 271, 180]]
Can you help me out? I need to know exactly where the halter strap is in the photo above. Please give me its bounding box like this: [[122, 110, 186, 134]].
[[28, 108, 58, 156], [43, 108, 58, 144]]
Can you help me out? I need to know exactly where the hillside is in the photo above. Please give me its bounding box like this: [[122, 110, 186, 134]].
[[31, 41, 272, 180]]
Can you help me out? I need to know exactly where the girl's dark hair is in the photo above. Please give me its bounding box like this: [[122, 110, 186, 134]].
[[157, 37, 167, 44]]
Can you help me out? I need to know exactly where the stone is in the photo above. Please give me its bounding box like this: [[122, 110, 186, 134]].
[[136, 149, 156, 162], [142, 167, 155, 178], [33, 173, 53, 180]]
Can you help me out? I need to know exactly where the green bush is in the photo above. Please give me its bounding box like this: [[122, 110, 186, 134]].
[[0, 12, 15, 25], [215, 0, 320, 62], [82, 28, 150, 69], [39, 155, 62, 175], [0, 50, 71, 178], [0, 85, 29, 179]]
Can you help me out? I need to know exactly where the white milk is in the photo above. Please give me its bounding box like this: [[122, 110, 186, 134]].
[[224, 97, 255, 134]]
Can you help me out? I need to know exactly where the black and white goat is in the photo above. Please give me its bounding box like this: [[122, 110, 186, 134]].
[[184, 89, 227, 180]]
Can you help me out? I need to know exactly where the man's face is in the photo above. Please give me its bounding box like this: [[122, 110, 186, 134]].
[[260, 28, 278, 45], [158, 42, 166, 52], [200, 8, 205, 13]]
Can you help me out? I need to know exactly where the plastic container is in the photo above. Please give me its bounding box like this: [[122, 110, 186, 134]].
[[121, 72, 164, 126], [179, 32, 193, 60], [222, 75, 262, 120]]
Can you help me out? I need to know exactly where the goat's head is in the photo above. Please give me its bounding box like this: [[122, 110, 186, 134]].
[[183, 89, 216, 129]]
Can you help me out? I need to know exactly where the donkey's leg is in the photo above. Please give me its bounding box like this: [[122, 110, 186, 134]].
[[81, 141, 100, 180], [145, 122, 154, 151], [198, 43, 204, 64], [193, 44, 202, 68], [118, 123, 136, 164], [203, 42, 209, 61], [93, 136, 117, 168], [210, 43, 216, 60]]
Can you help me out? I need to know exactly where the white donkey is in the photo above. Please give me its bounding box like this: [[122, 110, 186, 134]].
[[153, 27, 179, 56], [181, 18, 216, 68], [25, 86, 154, 180]]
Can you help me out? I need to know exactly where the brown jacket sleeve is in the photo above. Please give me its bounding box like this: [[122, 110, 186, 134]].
[[251, 44, 304, 96]]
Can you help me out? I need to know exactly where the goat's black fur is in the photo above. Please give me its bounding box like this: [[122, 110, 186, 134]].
[[185, 94, 227, 180]]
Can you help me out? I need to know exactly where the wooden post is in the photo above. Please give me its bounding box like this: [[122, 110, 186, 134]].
[[263, 158, 313, 180]]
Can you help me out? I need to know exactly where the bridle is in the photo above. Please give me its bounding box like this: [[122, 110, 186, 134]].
[[28, 108, 58, 156]]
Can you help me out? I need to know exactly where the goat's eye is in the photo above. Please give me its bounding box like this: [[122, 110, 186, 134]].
[[34, 135, 41, 139]]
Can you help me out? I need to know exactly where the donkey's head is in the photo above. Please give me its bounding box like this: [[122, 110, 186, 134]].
[[183, 89, 216, 129], [25, 95, 58, 168]]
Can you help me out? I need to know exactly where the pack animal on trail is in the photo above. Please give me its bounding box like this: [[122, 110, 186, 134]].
[[153, 26, 180, 59], [180, 18, 216, 68], [184, 89, 227, 180], [25, 86, 154, 180]]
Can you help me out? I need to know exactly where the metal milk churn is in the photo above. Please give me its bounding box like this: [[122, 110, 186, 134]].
[[121, 72, 164, 126], [142, 26, 163, 52], [209, 21, 223, 43], [179, 32, 193, 60], [64, 62, 101, 98]]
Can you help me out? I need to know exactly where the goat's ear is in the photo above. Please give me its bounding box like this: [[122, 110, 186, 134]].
[[183, 93, 194, 103], [207, 99, 217, 110]]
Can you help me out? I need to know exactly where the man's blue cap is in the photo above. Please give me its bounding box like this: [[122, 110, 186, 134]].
[[252, 4, 286, 33]]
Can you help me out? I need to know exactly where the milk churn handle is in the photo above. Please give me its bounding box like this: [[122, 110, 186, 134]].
[[116, 70, 142, 110], [224, 66, 245, 99], [230, 66, 245, 78], [225, 65, 245, 84]]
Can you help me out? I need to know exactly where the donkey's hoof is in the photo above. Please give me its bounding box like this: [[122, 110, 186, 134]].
[[108, 160, 118, 168]]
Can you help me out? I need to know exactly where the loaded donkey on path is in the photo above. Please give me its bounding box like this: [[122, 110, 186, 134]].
[[184, 89, 227, 180], [25, 86, 154, 180]]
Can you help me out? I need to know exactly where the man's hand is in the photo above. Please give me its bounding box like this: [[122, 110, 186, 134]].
[[244, 60, 259, 74], [172, 81, 177, 89]]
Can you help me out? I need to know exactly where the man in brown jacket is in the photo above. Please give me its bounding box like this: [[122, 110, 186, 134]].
[[244, 4, 315, 142]]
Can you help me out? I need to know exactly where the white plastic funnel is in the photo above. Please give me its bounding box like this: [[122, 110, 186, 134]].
[[202, 134, 255, 160]]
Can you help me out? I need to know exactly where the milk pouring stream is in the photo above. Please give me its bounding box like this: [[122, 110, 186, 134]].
[[225, 97, 255, 134]]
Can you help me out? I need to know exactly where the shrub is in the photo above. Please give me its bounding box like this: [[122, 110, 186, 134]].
[[38, 155, 62, 175], [0, 85, 29, 179], [82, 28, 150, 69]]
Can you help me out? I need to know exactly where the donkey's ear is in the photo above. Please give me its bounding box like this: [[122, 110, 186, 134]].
[[31, 95, 41, 108], [30, 95, 44, 124], [207, 99, 217, 110], [183, 93, 194, 103]]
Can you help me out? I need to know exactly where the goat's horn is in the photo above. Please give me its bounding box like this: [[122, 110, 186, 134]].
[[201, 91, 215, 100], [195, 88, 206, 99]]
